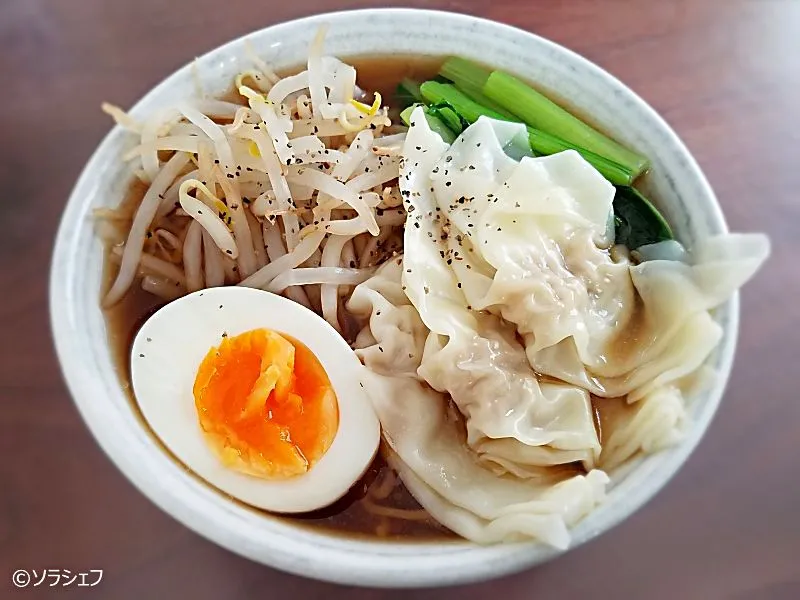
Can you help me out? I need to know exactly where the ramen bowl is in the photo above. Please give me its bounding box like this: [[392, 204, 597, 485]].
[[50, 8, 736, 587]]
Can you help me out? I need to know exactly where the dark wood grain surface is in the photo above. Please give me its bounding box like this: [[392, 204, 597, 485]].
[[2, 0, 798, 598]]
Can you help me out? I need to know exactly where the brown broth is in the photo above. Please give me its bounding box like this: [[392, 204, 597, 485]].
[[102, 54, 644, 542]]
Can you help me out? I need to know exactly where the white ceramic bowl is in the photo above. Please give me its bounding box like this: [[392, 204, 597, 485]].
[[50, 8, 736, 588]]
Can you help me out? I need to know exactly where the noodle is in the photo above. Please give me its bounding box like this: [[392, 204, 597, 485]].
[[266, 267, 374, 294], [110, 246, 186, 286], [320, 234, 356, 330], [104, 152, 190, 306], [141, 275, 185, 300], [361, 500, 432, 522], [245, 209, 268, 269], [202, 229, 226, 287], [152, 229, 182, 263], [183, 221, 204, 292]]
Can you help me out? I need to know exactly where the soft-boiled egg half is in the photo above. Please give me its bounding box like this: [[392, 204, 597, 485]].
[[130, 286, 380, 513]]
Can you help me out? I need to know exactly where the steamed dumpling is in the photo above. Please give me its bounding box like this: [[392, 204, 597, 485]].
[[398, 109, 768, 469], [348, 259, 608, 548], [408, 113, 769, 402], [349, 108, 768, 547], [398, 111, 600, 466]]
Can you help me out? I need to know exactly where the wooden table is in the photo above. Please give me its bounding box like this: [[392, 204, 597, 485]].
[[2, 0, 798, 597]]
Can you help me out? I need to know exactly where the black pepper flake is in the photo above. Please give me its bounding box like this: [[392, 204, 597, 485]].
[[376, 311, 381, 316], [468, 165, 475, 170], [445, 156, 453, 163], [415, 146, 421, 150], [221, 332, 228, 338], [457, 282, 462, 288], [146, 231, 153, 239], [219, 304, 223, 309], [424, 286, 430, 294], [146, 337, 152, 342], [227, 173, 234, 179], [445, 181, 452, 187], [138, 353, 145, 358], [214, 159, 220, 164], [414, 222, 420, 228], [225, 249, 233, 255], [378, 346, 384, 352]]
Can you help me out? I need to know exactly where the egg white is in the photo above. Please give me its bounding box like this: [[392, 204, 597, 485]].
[[130, 286, 380, 513]]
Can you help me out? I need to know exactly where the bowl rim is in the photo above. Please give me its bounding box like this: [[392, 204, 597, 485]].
[[49, 7, 737, 588]]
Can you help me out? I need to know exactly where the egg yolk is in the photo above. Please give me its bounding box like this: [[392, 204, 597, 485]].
[[192, 328, 338, 479]]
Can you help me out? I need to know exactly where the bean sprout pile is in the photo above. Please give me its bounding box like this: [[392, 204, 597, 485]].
[[99, 28, 406, 334]]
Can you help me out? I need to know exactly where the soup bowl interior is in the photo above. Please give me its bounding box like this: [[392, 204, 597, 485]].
[[50, 8, 736, 588]]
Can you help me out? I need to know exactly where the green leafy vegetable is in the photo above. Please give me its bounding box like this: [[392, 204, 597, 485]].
[[396, 78, 423, 109], [426, 103, 470, 135], [439, 57, 515, 118], [613, 186, 673, 249], [483, 70, 649, 178], [400, 104, 457, 144], [419, 81, 634, 185], [420, 81, 507, 122]]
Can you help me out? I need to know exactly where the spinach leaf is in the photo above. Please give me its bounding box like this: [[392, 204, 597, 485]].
[[613, 186, 673, 249]]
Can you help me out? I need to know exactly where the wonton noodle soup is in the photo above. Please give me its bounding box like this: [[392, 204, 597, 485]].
[[98, 29, 769, 544]]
